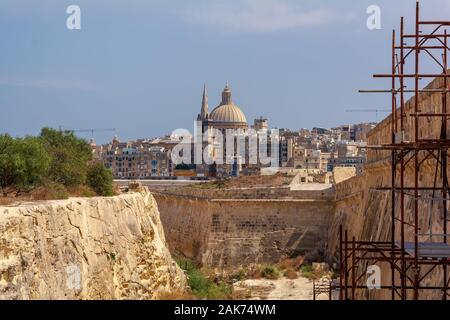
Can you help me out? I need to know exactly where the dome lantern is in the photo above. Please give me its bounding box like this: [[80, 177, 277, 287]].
[[221, 84, 233, 105], [198, 83, 248, 131]]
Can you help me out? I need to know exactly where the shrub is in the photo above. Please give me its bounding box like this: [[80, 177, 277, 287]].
[[87, 162, 114, 196], [301, 265, 314, 273], [187, 268, 213, 297], [39, 127, 92, 187], [0, 128, 117, 201], [17, 137, 50, 190], [175, 256, 197, 273], [203, 281, 232, 300], [300, 264, 319, 280], [232, 269, 247, 282], [0, 135, 49, 194], [0, 135, 26, 194], [261, 266, 280, 280], [175, 256, 232, 299]]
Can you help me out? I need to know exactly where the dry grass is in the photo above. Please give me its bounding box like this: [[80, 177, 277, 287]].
[[31, 183, 69, 200], [245, 265, 282, 280], [66, 185, 96, 197], [155, 290, 196, 300], [0, 186, 40, 205], [0, 197, 16, 206], [0, 182, 118, 207], [192, 173, 292, 190], [283, 268, 299, 279], [156, 287, 244, 301], [247, 266, 263, 279], [277, 256, 304, 271]]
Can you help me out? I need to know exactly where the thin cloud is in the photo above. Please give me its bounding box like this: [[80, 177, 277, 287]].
[[0, 76, 95, 92], [0, 75, 138, 96], [179, 0, 356, 33]]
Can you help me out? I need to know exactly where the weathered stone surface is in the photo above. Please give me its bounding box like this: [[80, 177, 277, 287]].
[[156, 185, 334, 200], [156, 194, 333, 268], [0, 188, 186, 300]]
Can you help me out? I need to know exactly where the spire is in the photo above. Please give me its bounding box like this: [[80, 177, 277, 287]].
[[221, 83, 232, 105], [200, 84, 209, 120]]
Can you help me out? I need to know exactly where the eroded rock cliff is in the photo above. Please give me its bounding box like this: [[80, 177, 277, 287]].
[[0, 188, 186, 300]]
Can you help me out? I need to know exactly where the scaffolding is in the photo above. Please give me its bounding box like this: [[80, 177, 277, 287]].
[[313, 279, 336, 300], [339, 2, 450, 300]]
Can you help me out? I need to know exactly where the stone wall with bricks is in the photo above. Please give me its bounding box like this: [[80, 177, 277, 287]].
[[155, 193, 333, 268]]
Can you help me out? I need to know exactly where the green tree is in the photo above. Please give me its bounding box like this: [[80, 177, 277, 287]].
[[39, 128, 92, 187], [17, 137, 50, 190], [0, 135, 22, 194], [87, 162, 114, 196], [0, 134, 49, 194]]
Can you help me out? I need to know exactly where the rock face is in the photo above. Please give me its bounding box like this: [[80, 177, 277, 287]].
[[0, 188, 186, 300]]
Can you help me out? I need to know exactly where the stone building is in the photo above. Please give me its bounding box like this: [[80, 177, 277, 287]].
[[101, 137, 173, 179], [327, 141, 366, 173], [252, 116, 268, 131]]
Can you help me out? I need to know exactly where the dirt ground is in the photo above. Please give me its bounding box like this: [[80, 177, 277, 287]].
[[233, 276, 330, 300]]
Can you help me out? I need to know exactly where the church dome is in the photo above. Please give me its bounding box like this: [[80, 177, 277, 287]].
[[209, 85, 247, 125], [210, 104, 247, 124]]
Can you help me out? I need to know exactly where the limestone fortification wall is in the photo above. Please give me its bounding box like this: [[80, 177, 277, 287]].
[[155, 195, 212, 263], [0, 188, 186, 300], [155, 193, 333, 268], [159, 186, 334, 200], [328, 76, 450, 299]]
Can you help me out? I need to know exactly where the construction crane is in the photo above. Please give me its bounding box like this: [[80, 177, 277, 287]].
[[345, 109, 390, 113], [345, 108, 391, 119], [59, 127, 116, 139]]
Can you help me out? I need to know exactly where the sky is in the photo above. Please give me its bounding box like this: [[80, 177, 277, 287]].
[[1, 0, 450, 143]]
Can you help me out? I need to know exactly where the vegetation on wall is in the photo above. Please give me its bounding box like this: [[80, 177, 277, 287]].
[[0, 127, 114, 199]]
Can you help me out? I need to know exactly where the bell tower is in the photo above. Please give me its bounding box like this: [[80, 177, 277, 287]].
[[196, 84, 211, 134]]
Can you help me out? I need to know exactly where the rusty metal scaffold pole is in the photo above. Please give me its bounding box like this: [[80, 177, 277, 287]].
[[339, 2, 450, 300]]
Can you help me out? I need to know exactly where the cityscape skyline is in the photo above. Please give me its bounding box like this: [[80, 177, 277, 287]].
[[1, 0, 450, 143], [1, 1, 450, 303]]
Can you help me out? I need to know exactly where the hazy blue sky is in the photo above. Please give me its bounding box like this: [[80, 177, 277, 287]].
[[1, 0, 449, 143]]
